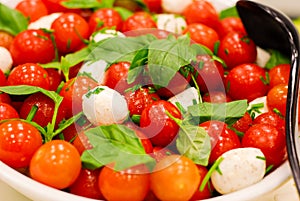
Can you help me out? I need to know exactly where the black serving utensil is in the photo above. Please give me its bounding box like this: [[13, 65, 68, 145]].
[[236, 0, 300, 196]]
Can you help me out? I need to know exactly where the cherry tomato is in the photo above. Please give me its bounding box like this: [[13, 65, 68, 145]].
[[0, 93, 12, 104], [59, 76, 98, 118], [202, 91, 232, 103], [19, 92, 66, 128], [150, 146, 173, 162], [7, 63, 50, 90], [140, 100, 181, 147], [51, 12, 90, 54], [69, 168, 104, 199], [30, 140, 82, 189], [144, 0, 162, 13], [183, 0, 220, 30], [9, 29, 56, 65], [268, 64, 290, 89], [0, 69, 7, 86], [0, 102, 19, 121], [242, 123, 286, 167], [225, 63, 268, 102], [0, 120, 42, 168], [122, 12, 157, 32], [102, 61, 141, 94], [183, 23, 219, 51], [217, 32, 257, 69], [231, 112, 253, 134], [253, 111, 285, 134], [217, 17, 246, 39], [72, 131, 93, 155], [190, 165, 213, 200], [41, 0, 70, 13], [150, 155, 200, 201], [98, 164, 150, 201], [192, 54, 225, 93], [266, 84, 288, 116], [0, 31, 14, 49], [45, 68, 63, 91], [124, 87, 160, 116], [88, 8, 123, 32], [16, 0, 48, 22], [199, 120, 241, 164]]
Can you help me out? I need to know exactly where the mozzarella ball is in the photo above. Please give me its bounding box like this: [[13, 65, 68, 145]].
[[79, 60, 107, 84], [82, 86, 129, 126], [156, 14, 187, 34], [162, 0, 193, 14], [211, 147, 266, 194], [168, 87, 199, 111], [256, 46, 271, 67], [0, 46, 13, 73], [90, 29, 125, 43], [28, 13, 62, 30], [248, 96, 268, 118]]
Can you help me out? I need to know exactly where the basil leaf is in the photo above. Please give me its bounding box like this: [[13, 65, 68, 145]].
[[219, 6, 239, 19], [265, 49, 290, 70], [188, 100, 248, 126], [176, 124, 211, 166], [114, 7, 134, 20], [62, 0, 109, 9], [148, 35, 196, 87], [127, 47, 149, 84], [81, 124, 156, 171], [88, 35, 157, 65], [0, 3, 28, 35]]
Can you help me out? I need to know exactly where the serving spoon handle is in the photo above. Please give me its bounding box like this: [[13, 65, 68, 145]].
[[236, 0, 300, 196]]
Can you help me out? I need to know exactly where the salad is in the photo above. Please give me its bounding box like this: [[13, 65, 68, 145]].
[[0, 0, 293, 200]]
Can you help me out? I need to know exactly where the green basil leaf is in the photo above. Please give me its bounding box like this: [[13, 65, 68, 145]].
[[0, 3, 28, 35], [54, 112, 84, 136], [148, 35, 196, 87], [81, 124, 156, 171], [187, 100, 248, 125], [127, 47, 149, 84], [40, 62, 61, 69], [176, 124, 211, 166], [62, 0, 107, 9], [88, 35, 157, 65], [264, 49, 290, 70], [114, 7, 133, 20], [219, 6, 239, 19]]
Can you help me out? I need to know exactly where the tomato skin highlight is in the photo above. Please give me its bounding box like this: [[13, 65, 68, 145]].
[[98, 164, 151, 201], [0, 120, 43, 168], [0, 102, 19, 121], [30, 140, 82, 189], [150, 155, 200, 201]]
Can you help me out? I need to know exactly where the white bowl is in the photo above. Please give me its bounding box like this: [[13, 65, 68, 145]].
[[0, 0, 295, 201]]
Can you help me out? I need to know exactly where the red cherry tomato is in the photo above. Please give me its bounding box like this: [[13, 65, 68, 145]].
[[41, 0, 71, 13], [0, 69, 7, 86], [0, 120, 43, 168], [0, 93, 12, 104], [16, 0, 48, 22], [217, 17, 246, 39], [199, 120, 241, 164], [183, 23, 219, 51], [192, 54, 225, 93], [30, 140, 82, 189], [124, 87, 160, 116], [9, 29, 56, 65], [268, 64, 290, 89], [59, 76, 98, 118], [253, 111, 285, 134], [45, 68, 62, 91], [19, 92, 66, 128], [51, 12, 90, 54], [202, 91, 232, 103], [98, 164, 150, 201], [150, 146, 173, 162], [102, 61, 141, 94], [69, 168, 104, 199], [183, 0, 220, 30], [225, 63, 268, 102], [150, 155, 200, 201], [190, 165, 213, 200], [88, 8, 123, 32], [231, 112, 253, 134], [0, 102, 19, 121], [122, 12, 157, 32], [7, 63, 50, 90], [144, 0, 162, 13], [72, 131, 93, 155], [0, 31, 14, 49], [140, 100, 181, 147], [266, 84, 288, 116], [242, 123, 286, 167], [217, 32, 257, 69]]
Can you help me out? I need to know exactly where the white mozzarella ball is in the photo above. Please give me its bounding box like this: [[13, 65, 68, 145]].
[[82, 86, 129, 126], [248, 96, 268, 118], [211, 147, 266, 194], [156, 14, 187, 34], [28, 13, 62, 30], [90, 29, 126, 43], [168, 87, 199, 111], [256, 46, 271, 67], [0, 46, 13, 73], [79, 60, 107, 84], [162, 0, 193, 14]]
